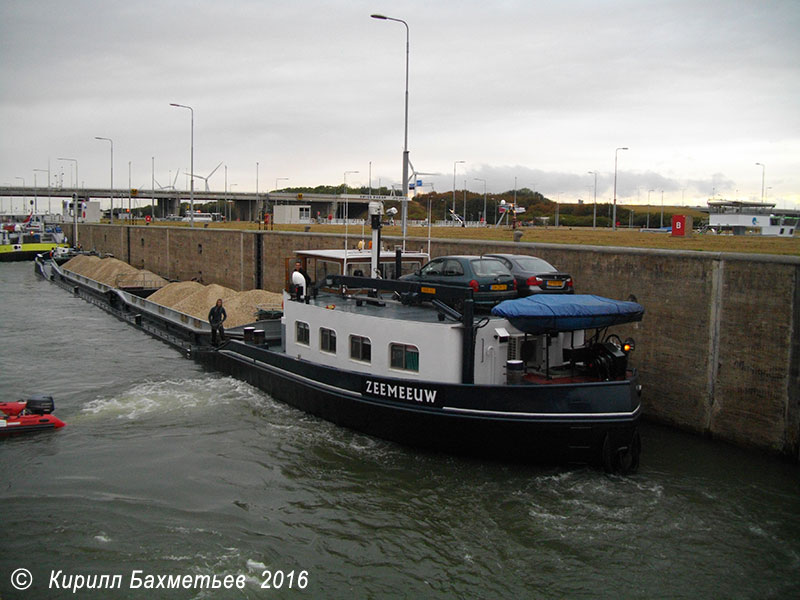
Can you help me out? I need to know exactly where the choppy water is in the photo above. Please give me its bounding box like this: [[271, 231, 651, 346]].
[[1, 261, 799, 599]]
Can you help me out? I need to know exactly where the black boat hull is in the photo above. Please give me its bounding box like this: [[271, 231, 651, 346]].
[[195, 340, 641, 469]]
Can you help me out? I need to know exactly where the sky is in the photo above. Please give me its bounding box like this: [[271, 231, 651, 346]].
[[1, 0, 799, 212]]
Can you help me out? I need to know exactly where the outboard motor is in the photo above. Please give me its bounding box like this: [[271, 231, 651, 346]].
[[24, 394, 55, 415]]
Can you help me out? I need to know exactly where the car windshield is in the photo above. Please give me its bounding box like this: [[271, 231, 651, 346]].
[[513, 256, 557, 272], [470, 258, 508, 277]]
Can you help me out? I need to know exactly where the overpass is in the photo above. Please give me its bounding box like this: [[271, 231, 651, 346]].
[[0, 187, 399, 221]]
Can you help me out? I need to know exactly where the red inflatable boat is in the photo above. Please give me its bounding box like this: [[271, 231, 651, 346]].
[[0, 395, 66, 436]]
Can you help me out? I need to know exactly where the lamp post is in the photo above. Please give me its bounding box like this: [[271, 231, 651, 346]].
[[94, 137, 113, 223], [647, 189, 655, 229], [371, 13, 410, 243], [588, 171, 598, 229], [343, 170, 359, 222], [170, 103, 194, 226], [474, 178, 487, 225], [452, 160, 465, 218], [343, 170, 359, 273], [229, 182, 237, 222], [151, 156, 156, 219], [755, 162, 765, 202], [34, 168, 49, 214], [57, 158, 79, 244], [14, 177, 25, 215], [612, 147, 628, 230], [255, 161, 259, 222]]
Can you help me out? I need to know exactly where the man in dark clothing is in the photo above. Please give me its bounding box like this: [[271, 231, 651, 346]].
[[208, 298, 227, 345]]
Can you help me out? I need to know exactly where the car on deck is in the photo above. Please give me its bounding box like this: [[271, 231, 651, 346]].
[[400, 255, 516, 310], [484, 253, 574, 296]]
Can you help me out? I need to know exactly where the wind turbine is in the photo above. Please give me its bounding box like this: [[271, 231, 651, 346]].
[[188, 162, 223, 191], [153, 170, 181, 218], [154, 169, 181, 191]]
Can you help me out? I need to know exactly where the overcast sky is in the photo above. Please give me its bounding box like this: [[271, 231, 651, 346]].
[[2, 0, 798, 210]]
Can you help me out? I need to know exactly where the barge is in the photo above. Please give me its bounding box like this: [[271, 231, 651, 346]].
[[36, 208, 644, 472]]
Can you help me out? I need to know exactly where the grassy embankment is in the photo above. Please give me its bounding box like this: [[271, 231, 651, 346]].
[[140, 218, 800, 256]]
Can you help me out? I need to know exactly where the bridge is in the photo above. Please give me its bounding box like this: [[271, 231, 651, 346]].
[[0, 187, 399, 222]]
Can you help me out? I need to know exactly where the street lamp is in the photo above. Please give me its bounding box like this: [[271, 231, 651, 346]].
[[255, 161, 260, 222], [371, 13, 410, 243], [474, 178, 487, 225], [14, 177, 25, 215], [647, 189, 655, 229], [452, 160, 465, 218], [612, 147, 628, 230], [94, 137, 113, 223], [34, 168, 49, 214], [170, 103, 194, 226], [343, 170, 359, 221], [755, 162, 765, 202], [57, 158, 79, 244], [588, 171, 598, 229], [229, 182, 237, 222]]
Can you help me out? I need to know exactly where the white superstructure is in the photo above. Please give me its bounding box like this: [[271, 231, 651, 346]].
[[708, 200, 798, 236]]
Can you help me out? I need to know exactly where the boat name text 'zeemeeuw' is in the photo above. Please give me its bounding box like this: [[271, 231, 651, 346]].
[[364, 380, 437, 404]]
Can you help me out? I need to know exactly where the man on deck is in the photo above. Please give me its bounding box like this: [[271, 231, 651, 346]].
[[208, 298, 227, 345]]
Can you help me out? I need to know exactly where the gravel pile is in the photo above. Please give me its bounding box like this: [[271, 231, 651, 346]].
[[62, 256, 282, 327], [147, 281, 205, 306], [171, 284, 237, 320], [223, 289, 283, 327], [62, 254, 102, 277], [62, 256, 167, 289]]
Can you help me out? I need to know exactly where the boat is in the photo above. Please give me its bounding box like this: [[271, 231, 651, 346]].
[[195, 205, 645, 472], [36, 203, 644, 472], [0, 215, 68, 262], [0, 395, 66, 436]]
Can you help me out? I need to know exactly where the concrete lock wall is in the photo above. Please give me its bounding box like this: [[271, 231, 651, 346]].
[[77, 224, 800, 460]]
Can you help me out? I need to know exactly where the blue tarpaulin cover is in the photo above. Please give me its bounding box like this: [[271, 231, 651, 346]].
[[491, 294, 644, 334]]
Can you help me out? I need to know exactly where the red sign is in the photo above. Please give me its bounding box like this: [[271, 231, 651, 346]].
[[145, 215, 152, 223]]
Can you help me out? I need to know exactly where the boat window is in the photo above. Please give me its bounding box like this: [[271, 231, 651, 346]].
[[350, 335, 371, 363], [296, 321, 310, 346], [390, 343, 419, 372], [314, 260, 341, 283], [320, 327, 337, 354]]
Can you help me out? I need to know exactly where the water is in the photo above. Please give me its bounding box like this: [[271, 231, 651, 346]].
[[1, 261, 799, 599]]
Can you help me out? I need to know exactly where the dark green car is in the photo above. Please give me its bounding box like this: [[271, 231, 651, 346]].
[[400, 255, 517, 309]]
